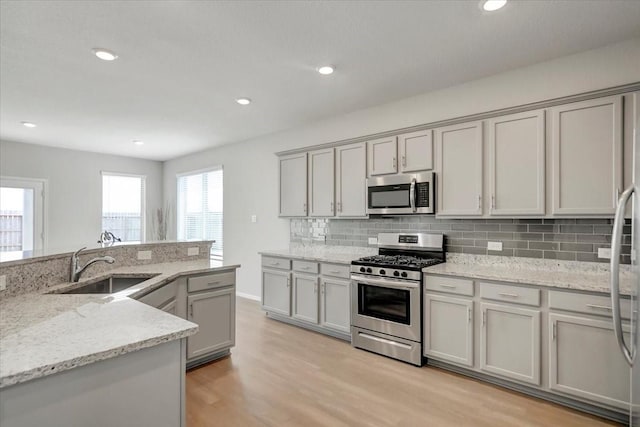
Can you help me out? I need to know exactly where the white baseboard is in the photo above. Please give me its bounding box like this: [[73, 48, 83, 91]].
[[236, 291, 260, 301]]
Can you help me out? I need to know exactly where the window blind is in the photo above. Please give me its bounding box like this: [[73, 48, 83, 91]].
[[177, 167, 223, 260], [102, 173, 145, 242]]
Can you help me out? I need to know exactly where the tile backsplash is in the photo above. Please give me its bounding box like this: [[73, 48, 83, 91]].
[[290, 217, 632, 264]]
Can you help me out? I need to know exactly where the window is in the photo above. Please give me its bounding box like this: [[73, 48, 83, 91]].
[[0, 177, 46, 255], [177, 167, 223, 260], [102, 173, 145, 242]]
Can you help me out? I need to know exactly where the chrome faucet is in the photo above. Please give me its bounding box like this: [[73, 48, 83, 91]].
[[70, 247, 116, 282]]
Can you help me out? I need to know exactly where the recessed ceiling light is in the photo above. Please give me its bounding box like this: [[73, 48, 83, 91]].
[[92, 48, 118, 61], [317, 66, 335, 75], [21, 121, 36, 128], [236, 98, 252, 105], [482, 0, 507, 12], [133, 140, 144, 146]]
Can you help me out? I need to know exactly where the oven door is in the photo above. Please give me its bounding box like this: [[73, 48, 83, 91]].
[[350, 274, 421, 342]]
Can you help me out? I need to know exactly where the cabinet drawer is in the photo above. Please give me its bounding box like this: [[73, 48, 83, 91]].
[[320, 263, 350, 279], [292, 259, 319, 274], [262, 256, 291, 270], [480, 282, 540, 307], [138, 281, 177, 309], [424, 275, 474, 296], [188, 271, 235, 293], [549, 290, 631, 320]]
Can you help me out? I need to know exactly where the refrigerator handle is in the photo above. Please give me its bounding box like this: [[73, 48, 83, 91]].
[[611, 184, 635, 366]]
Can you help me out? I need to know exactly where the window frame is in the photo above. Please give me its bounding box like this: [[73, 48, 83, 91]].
[[101, 171, 146, 243], [0, 176, 48, 252]]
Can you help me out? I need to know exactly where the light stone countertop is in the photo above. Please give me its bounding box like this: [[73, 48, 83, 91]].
[[423, 254, 632, 295], [0, 259, 240, 389], [259, 245, 377, 264]]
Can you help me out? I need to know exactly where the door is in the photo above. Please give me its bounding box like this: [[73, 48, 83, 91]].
[[435, 121, 483, 216], [423, 294, 473, 367], [308, 148, 335, 217], [320, 278, 350, 333], [549, 313, 630, 409], [551, 95, 623, 215], [480, 303, 541, 385], [187, 287, 236, 359], [292, 274, 319, 324], [335, 142, 367, 217], [399, 129, 433, 173], [368, 136, 397, 176], [0, 177, 46, 253], [261, 269, 291, 316], [279, 153, 307, 217], [488, 110, 545, 215]]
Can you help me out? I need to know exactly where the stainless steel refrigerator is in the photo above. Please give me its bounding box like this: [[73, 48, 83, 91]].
[[611, 96, 639, 426]]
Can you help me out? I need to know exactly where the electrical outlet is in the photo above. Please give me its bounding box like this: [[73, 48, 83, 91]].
[[137, 250, 152, 260], [598, 247, 612, 259], [251, 215, 257, 223], [0, 275, 6, 291], [187, 247, 199, 256], [368, 237, 378, 245], [487, 241, 503, 251]]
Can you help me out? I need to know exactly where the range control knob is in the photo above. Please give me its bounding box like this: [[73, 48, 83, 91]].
[[366, 268, 372, 273], [379, 269, 386, 275], [360, 267, 366, 273], [393, 271, 400, 277], [401, 272, 408, 278]]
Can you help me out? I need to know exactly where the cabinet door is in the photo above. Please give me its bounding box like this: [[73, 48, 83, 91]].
[[187, 287, 235, 360], [292, 274, 319, 324], [549, 313, 630, 409], [261, 269, 291, 316], [368, 136, 398, 176], [435, 121, 483, 216], [424, 294, 473, 367], [336, 142, 367, 217], [489, 110, 545, 215], [320, 278, 350, 333], [308, 148, 335, 217], [480, 303, 540, 385], [399, 129, 433, 173], [161, 299, 177, 315], [279, 153, 308, 217], [551, 95, 623, 215]]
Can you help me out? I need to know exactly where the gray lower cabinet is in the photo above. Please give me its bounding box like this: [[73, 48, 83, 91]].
[[423, 293, 473, 367], [293, 273, 319, 323], [187, 286, 236, 360], [548, 313, 630, 409], [320, 277, 350, 333], [480, 302, 541, 385], [261, 269, 291, 316]]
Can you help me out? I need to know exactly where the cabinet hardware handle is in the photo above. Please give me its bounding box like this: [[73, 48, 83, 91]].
[[300, 266, 310, 270], [467, 307, 472, 323], [314, 284, 318, 294], [552, 322, 557, 341], [491, 195, 496, 210], [478, 195, 482, 210], [303, 203, 307, 213], [482, 311, 486, 326], [189, 303, 194, 318], [498, 292, 519, 298], [271, 262, 280, 266], [330, 270, 341, 274], [393, 157, 397, 170], [402, 156, 406, 167], [330, 202, 334, 212], [586, 304, 612, 311], [337, 202, 342, 213], [207, 281, 221, 286], [321, 283, 325, 294], [440, 284, 456, 289], [286, 278, 290, 288]]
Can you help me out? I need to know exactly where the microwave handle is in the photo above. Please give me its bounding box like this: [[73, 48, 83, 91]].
[[410, 178, 417, 212]]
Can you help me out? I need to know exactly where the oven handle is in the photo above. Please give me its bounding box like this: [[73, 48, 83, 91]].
[[410, 178, 417, 212], [350, 274, 419, 289]]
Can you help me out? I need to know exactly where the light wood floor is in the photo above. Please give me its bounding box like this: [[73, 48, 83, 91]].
[[186, 297, 620, 427]]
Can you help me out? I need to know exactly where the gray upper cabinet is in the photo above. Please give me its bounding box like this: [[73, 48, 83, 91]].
[[435, 121, 484, 216], [308, 148, 335, 217], [488, 110, 545, 216], [368, 136, 398, 176], [187, 286, 236, 360], [336, 142, 367, 217], [279, 152, 307, 217], [399, 129, 433, 173], [551, 95, 623, 215]]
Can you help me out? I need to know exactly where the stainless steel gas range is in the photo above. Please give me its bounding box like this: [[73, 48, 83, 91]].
[[350, 233, 445, 366]]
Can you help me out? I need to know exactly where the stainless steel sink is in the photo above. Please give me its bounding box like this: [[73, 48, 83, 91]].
[[62, 275, 157, 294]]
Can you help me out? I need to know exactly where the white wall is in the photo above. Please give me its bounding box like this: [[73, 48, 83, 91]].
[[164, 38, 640, 299], [0, 140, 163, 253]]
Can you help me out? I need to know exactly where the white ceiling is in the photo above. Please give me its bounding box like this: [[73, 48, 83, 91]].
[[1, 1, 640, 161]]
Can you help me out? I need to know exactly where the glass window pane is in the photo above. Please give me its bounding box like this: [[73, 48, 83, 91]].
[[102, 175, 144, 243]]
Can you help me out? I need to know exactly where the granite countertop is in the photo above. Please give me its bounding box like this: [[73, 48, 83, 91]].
[[0, 260, 240, 389], [260, 245, 377, 264], [423, 254, 632, 295]]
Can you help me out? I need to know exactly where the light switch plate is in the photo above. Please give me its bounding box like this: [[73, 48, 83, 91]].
[[137, 250, 152, 260], [0, 275, 6, 291], [187, 247, 199, 256], [598, 247, 612, 259], [487, 241, 503, 251], [368, 237, 378, 245]]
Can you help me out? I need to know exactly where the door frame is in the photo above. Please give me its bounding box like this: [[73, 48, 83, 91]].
[[0, 176, 48, 252]]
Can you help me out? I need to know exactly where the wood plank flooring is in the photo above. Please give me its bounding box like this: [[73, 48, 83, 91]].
[[186, 297, 620, 427]]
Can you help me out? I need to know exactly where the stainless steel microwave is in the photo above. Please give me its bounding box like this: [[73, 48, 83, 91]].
[[366, 172, 435, 215]]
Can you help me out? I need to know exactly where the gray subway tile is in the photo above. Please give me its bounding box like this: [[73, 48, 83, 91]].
[[463, 231, 488, 239], [576, 234, 612, 243], [488, 248, 514, 256], [593, 225, 614, 234], [559, 225, 594, 234], [529, 241, 559, 251], [430, 224, 452, 231], [514, 249, 544, 259], [499, 224, 528, 232], [474, 224, 500, 232], [502, 240, 529, 249], [514, 233, 543, 241], [451, 223, 475, 231], [487, 232, 514, 240], [558, 242, 593, 252], [449, 238, 475, 247], [576, 252, 607, 263], [528, 225, 556, 233], [444, 231, 463, 239], [576, 218, 612, 224], [543, 251, 577, 261], [543, 233, 577, 242], [462, 246, 487, 255], [447, 246, 464, 253], [515, 219, 542, 224], [474, 240, 489, 248]]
